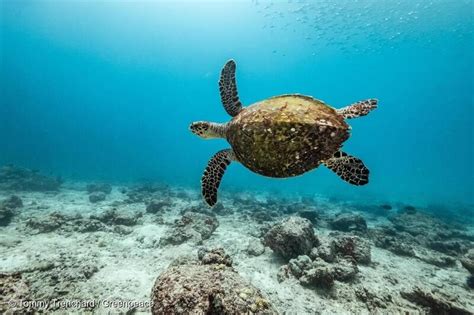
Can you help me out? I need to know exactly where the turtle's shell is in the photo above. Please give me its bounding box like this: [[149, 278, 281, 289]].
[[226, 94, 349, 178]]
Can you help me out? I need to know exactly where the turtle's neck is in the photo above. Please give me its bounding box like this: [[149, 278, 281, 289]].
[[208, 122, 228, 139]]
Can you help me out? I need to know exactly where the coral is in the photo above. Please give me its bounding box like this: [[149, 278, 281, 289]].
[[401, 287, 471, 315], [416, 251, 456, 267], [283, 254, 358, 288], [332, 257, 359, 281], [23, 209, 139, 235], [309, 239, 336, 263], [160, 212, 219, 246], [428, 240, 466, 256], [331, 234, 371, 265], [89, 191, 106, 203], [179, 204, 215, 217], [198, 247, 233, 267], [370, 213, 472, 269], [252, 210, 279, 223], [146, 198, 172, 214], [0, 235, 21, 248], [460, 249, 474, 274], [0, 165, 61, 191], [21, 251, 101, 303], [355, 287, 392, 311], [123, 183, 171, 204], [0, 272, 33, 313], [151, 250, 276, 314], [379, 204, 392, 210], [0, 195, 23, 226], [263, 216, 318, 260], [329, 212, 367, 232], [213, 202, 233, 215], [1, 195, 23, 209], [389, 212, 445, 238], [299, 258, 335, 288], [246, 237, 265, 256], [297, 208, 320, 224], [0, 206, 14, 227], [401, 205, 417, 214], [288, 255, 312, 278], [86, 183, 112, 194], [25, 211, 67, 233], [467, 275, 474, 289], [91, 208, 142, 226], [276, 265, 292, 283]]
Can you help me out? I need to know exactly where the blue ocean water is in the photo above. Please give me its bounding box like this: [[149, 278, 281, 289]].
[[1, 0, 472, 208]]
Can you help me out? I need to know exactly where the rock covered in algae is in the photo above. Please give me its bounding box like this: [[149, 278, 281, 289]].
[[145, 198, 172, 214], [0, 206, 14, 227], [86, 183, 112, 194], [150, 248, 277, 314], [160, 211, 219, 246], [246, 237, 266, 256], [331, 233, 372, 264], [400, 286, 472, 315], [263, 216, 318, 260], [329, 212, 367, 232], [460, 249, 474, 274], [283, 255, 358, 288], [0, 195, 23, 226], [1, 195, 23, 209], [0, 272, 33, 313], [22, 209, 139, 235], [198, 247, 233, 267], [89, 191, 106, 203], [0, 165, 61, 191]]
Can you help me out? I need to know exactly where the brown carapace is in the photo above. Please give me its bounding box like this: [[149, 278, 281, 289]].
[[190, 60, 378, 207]]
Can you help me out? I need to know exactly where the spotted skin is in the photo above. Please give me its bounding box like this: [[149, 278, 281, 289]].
[[189, 121, 227, 139], [322, 151, 369, 185], [219, 60, 243, 117], [201, 149, 235, 206], [337, 99, 378, 119], [227, 94, 350, 178]]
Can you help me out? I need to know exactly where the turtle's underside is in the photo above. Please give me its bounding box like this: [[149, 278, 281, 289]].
[[190, 60, 378, 206]]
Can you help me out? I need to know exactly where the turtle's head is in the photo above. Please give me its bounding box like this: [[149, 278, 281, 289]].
[[189, 121, 226, 139]]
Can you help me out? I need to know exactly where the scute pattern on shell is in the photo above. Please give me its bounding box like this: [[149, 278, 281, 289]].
[[227, 95, 349, 178]]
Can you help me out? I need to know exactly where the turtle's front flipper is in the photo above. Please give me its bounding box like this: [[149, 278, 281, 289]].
[[337, 99, 378, 119], [322, 151, 369, 185], [219, 60, 243, 117], [201, 149, 236, 206]]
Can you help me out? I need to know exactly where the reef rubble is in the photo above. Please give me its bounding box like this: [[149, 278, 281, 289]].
[[0, 165, 61, 192], [151, 248, 276, 314], [0, 178, 472, 314]]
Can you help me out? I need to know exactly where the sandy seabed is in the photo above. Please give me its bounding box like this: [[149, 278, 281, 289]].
[[0, 181, 473, 314]]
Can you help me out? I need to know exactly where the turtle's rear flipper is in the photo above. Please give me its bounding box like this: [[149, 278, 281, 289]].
[[323, 151, 369, 185], [219, 60, 243, 117], [337, 99, 378, 119], [201, 149, 236, 207]]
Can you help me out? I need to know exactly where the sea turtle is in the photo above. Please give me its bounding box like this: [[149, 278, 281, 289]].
[[190, 60, 377, 206]]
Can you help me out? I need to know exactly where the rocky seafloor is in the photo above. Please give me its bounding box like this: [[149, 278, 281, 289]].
[[0, 165, 473, 314]]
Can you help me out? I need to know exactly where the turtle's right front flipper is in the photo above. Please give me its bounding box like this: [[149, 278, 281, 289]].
[[322, 151, 369, 185], [219, 60, 243, 117], [201, 149, 236, 207]]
